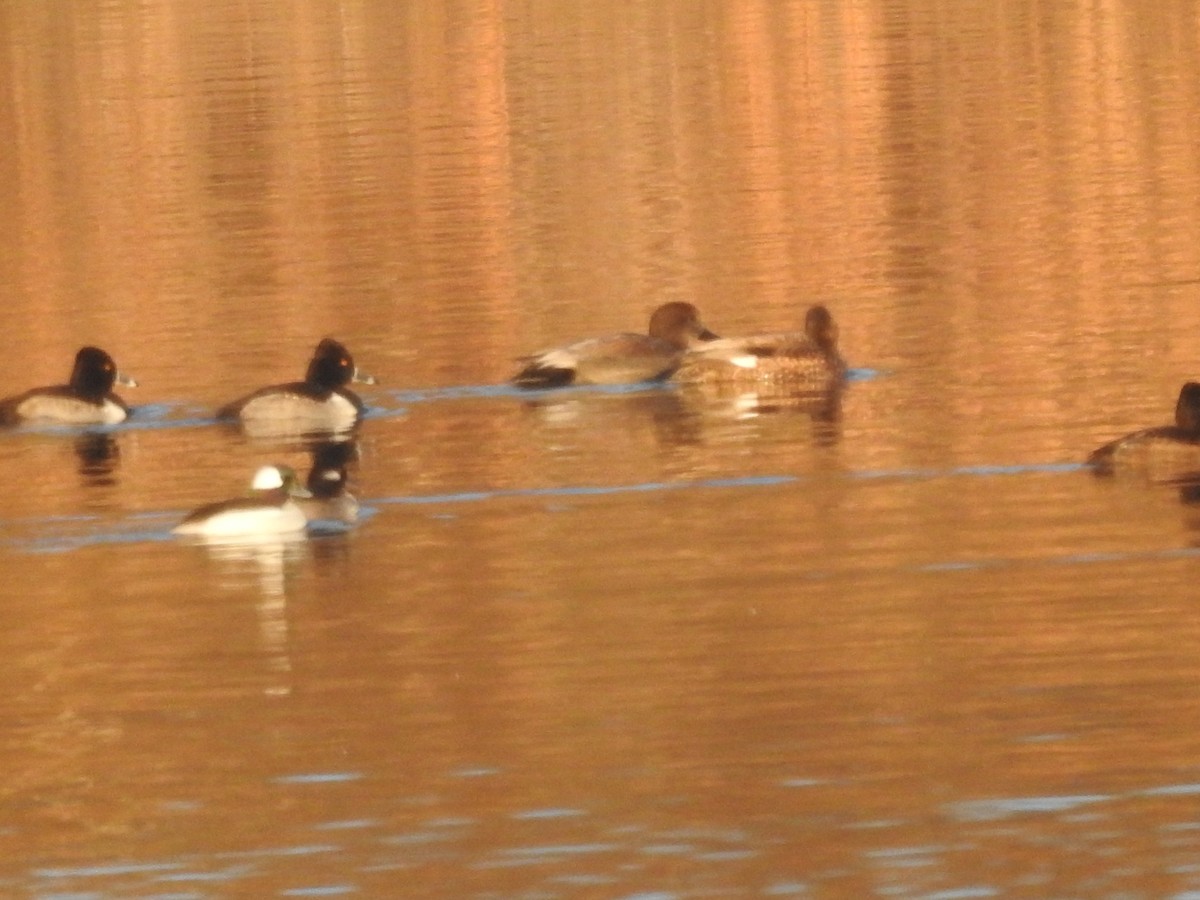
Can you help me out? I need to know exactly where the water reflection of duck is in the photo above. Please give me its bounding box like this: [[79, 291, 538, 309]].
[[674, 381, 844, 449], [74, 433, 121, 482], [512, 302, 718, 388], [218, 338, 376, 434], [297, 441, 359, 526], [1088, 383, 1200, 480], [0, 347, 137, 425], [173, 465, 311, 538], [675, 305, 846, 388]]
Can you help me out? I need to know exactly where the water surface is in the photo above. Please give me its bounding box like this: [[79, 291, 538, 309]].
[[3, 1, 1200, 897]]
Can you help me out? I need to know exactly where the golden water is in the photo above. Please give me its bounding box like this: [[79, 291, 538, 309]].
[[2, 1, 1200, 896]]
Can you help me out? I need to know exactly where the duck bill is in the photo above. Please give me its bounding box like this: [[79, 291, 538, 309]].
[[115, 371, 139, 388], [696, 328, 720, 342], [353, 368, 377, 386]]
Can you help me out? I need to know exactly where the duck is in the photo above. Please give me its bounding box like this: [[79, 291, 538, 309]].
[[173, 465, 311, 538], [217, 338, 376, 431], [296, 441, 359, 525], [675, 304, 847, 386], [1088, 382, 1200, 478], [512, 302, 718, 388], [0, 346, 137, 425]]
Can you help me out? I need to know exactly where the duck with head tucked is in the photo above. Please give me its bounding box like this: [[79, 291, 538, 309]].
[[1089, 382, 1200, 479], [675, 304, 847, 387], [0, 346, 137, 426], [218, 338, 376, 433], [173, 464, 312, 538], [511, 302, 718, 389]]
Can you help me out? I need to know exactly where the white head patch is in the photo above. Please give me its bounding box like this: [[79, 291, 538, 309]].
[[251, 466, 286, 491]]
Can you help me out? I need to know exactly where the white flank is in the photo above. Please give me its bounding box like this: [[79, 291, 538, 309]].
[[16, 396, 128, 425], [240, 392, 358, 424], [173, 502, 308, 538]]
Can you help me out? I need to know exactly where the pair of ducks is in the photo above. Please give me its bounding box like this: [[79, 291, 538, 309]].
[[0, 337, 375, 430], [511, 301, 847, 388], [173, 442, 360, 539]]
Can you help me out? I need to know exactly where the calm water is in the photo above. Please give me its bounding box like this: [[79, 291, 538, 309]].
[[3, 1, 1200, 897]]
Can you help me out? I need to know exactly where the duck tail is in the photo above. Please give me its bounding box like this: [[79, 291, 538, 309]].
[[511, 362, 576, 389]]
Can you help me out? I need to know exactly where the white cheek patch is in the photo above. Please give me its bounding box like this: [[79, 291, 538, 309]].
[[729, 355, 759, 369], [251, 466, 286, 490]]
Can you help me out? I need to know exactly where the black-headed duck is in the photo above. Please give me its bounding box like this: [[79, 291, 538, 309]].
[[1089, 382, 1200, 478], [0, 346, 137, 426], [218, 338, 376, 432]]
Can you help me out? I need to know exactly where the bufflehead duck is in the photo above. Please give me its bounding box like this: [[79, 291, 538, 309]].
[[173, 465, 311, 538]]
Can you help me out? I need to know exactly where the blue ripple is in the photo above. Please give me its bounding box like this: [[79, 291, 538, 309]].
[[36, 862, 185, 878], [945, 794, 1111, 821], [1141, 782, 1200, 797], [511, 807, 586, 820], [372, 474, 796, 508], [272, 772, 363, 785], [501, 842, 617, 858]]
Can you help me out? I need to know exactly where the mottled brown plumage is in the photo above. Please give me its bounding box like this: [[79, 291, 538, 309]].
[[675, 305, 846, 386]]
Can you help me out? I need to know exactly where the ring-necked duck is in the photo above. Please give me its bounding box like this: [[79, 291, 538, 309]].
[[0, 346, 137, 425], [676, 305, 847, 385], [1089, 382, 1200, 477], [173, 465, 311, 538], [512, 302, 718, 388], [218, 338, 376, 431], [296, 441, 359, 525]]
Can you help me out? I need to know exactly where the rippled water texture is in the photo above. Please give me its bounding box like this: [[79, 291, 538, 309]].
[[3, 1, 1200, 897]]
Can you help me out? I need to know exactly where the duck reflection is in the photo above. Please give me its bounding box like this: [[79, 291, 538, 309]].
[[74, 432, 121, 483], [520, 388, 706, 447], [184, 533, 308, 696], [297, 439, 360, 528], [679, 380, 844, 444], [518, 380, 844, 448], [1176, 477, 1200, 545]]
